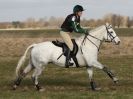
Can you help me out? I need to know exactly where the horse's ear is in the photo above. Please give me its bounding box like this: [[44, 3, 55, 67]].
[[109, 24, 112, 28], [105, 23, 109, 26]]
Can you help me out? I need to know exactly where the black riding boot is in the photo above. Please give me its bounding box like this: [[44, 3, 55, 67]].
[[65, 50, 73, 68]]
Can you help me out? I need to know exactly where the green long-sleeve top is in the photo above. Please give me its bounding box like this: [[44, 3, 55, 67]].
[[61, 13, 86, 34]]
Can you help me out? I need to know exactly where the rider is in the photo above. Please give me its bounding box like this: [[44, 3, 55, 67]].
[[60, 5, 88, 68]]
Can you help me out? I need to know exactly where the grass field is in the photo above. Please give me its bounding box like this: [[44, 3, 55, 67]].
[[0, 56, 133, 99], [0, 28, 133, 99]]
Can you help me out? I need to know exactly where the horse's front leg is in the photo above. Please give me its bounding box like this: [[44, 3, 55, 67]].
[[93, 61, 119, 84], [86, 67, 101, 91], [103, 66, 118, 84]]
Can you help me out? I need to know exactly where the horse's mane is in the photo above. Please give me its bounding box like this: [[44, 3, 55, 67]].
[[77, 25, 105, 40], [89, 25, 104, 33]]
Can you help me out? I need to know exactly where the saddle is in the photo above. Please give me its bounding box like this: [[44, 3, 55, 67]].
[[52, 39, 79, 68]]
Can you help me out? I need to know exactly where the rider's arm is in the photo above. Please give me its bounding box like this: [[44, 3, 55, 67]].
[[72, 22, 86, 33], [71, 16, 86, 34]]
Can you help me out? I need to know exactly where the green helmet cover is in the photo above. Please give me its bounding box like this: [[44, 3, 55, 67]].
[[73, 5, 84, 13]]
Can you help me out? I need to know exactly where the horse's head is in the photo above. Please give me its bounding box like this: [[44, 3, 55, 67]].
[[104, 23, 121, 45]]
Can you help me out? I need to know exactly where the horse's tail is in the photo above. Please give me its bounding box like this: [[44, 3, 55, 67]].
[[16, 44, 36, 77]]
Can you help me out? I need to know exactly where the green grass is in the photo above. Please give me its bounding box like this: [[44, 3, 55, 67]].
[[0, 56, 133, 99], [0, 28, 133, 38], [115, 28, 133, 37]]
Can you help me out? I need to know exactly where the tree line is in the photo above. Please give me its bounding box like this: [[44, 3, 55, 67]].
[[0, 13, 133, 29]]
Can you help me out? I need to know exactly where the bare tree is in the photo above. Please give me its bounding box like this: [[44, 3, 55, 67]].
[[12, 21, 21, 28], [126, 16, 132, 28], [103, 13, 113, 24], [49, 16, 57, 26], [0, 14, 133, 29], [116, 15, 123, 28], [131, 17, 133, 27], [56, 17, 64, 27], [103, 13, 128, 28], [111, 14, 117, 27], [0, 22, 12, 29], [88, 19, 96, 28], [37, 18, 45, 28], [81, 18, 89, 27], [37, 17, 50, 28], [25, 17, 37, 28], [96, 19, 104, 26]]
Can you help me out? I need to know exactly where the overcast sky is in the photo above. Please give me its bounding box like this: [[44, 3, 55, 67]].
[[0, 0, 133, 22]]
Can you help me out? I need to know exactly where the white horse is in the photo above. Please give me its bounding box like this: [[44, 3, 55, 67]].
[[13, 23, 121, 91]]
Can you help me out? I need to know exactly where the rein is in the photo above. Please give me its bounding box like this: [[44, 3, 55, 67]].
[[80, 33, 103, 54], [80, 25, 117, 54]]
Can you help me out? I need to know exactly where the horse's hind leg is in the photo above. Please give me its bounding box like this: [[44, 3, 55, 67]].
[[31, 65, 44, 91], [13, 63, 33, 90]]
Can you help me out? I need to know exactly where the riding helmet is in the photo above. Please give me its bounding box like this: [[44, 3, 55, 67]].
[[73, 5, 84, 13]]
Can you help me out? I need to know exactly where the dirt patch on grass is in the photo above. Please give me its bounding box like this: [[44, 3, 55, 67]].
[[0, 37, 132, 57]]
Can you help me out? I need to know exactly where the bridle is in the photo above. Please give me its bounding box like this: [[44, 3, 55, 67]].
[[105, 25, 117, 42], [80, 25, 117, 54]]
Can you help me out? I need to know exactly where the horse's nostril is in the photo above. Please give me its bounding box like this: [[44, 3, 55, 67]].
[[117, 41, 120, 45]]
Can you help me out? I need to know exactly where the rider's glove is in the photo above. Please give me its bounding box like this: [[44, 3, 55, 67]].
[[84, 29, 89, 35]]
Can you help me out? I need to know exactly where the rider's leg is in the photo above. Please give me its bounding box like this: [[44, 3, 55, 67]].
[[65, 49, 73, 68], [60, 31, 73, 51], [60, 31, 74, 68]]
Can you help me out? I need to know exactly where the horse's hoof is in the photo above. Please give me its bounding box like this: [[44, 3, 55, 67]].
[[113, 77, 119, 84], [12, 85, 17, 90], [90, 81, 101, 91], [114, 80, 119, 84], [39, 88, 45, 92], [114, 80, 119, 85]]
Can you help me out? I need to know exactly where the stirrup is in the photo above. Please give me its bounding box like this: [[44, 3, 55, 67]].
[[65, 62, 74, 68], [65, 56, 73, 68]]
